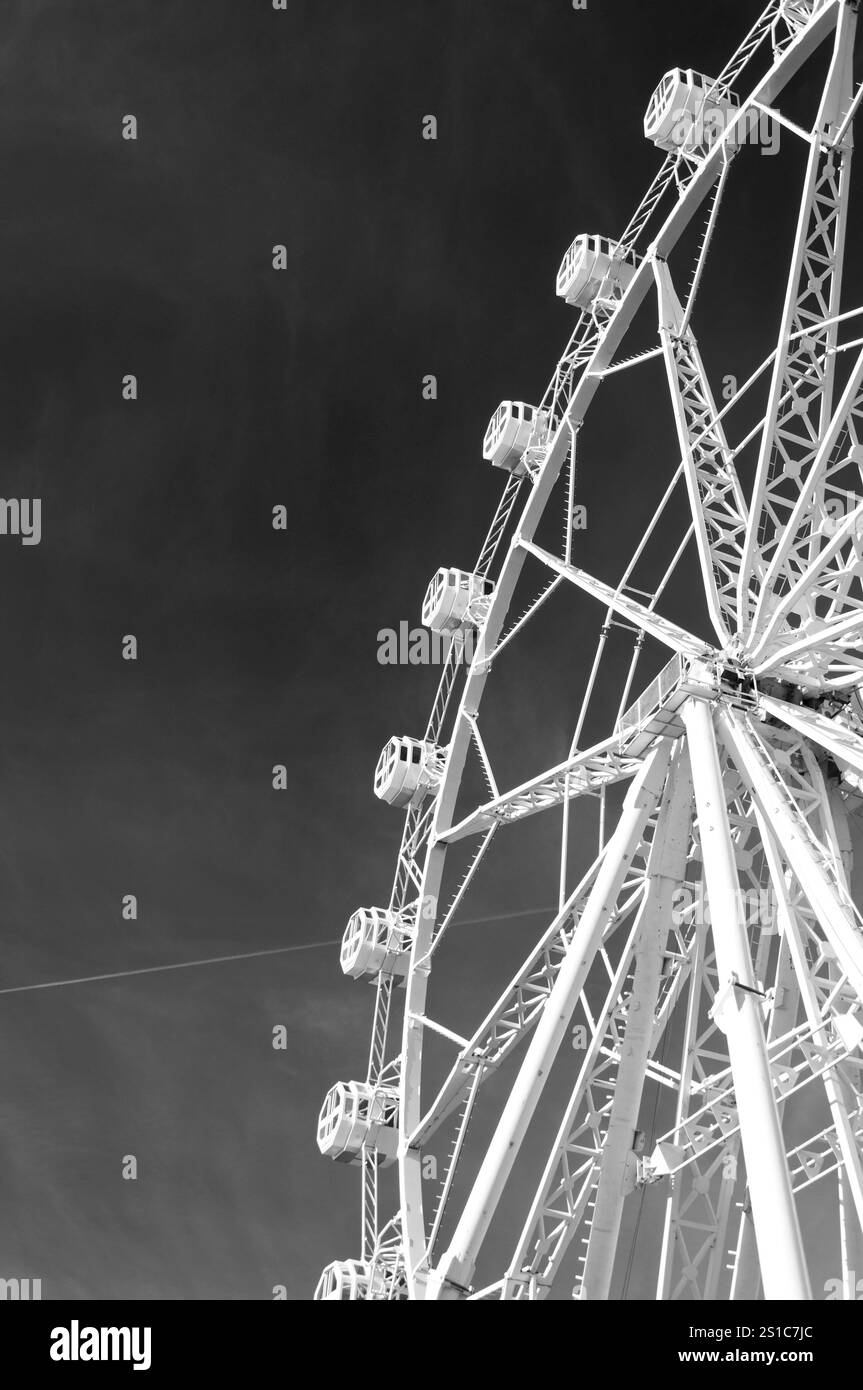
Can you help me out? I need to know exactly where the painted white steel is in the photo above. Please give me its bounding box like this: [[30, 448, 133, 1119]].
[[426, 740, 672, 1297], [684, 699, 810, 1300]]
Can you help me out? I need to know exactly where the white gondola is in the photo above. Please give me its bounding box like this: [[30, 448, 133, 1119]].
[[556, 235, 639, 310], [482, 400, 548, 475], [314, 1259, 384, 1301], [316, 1080, 399, 1165], [340, 906, 414, 979], [644, 69, 740, 154], [421, 567, 494, 635], [373, 735, 444, 808]]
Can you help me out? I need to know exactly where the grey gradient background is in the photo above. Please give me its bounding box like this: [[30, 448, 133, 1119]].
[[0, 0, 859, 1300]]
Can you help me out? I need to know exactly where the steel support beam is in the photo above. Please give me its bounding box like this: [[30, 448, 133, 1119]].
[[718, 706, 863, 1001], [684, 698, 811, 1299], [581, 744, 693, 1299], [426, 740, 673, 1298]]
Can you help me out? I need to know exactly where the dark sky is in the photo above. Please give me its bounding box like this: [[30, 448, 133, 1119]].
[[0, 0, 858, 1300]]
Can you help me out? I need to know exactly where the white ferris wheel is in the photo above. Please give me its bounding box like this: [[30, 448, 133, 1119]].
[[315, 0, 863, 1301]]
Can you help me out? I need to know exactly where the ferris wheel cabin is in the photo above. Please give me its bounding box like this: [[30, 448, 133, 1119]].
[[373, 735, 444, 809], [340, 906, 413, 979], [643, 69, 740, 154], [556, 235, 639, 310], [422, 567, 493, 635], [314, 1259, 384, 1301], [316, 1080, 399, 1165], [482, 400, 548, 475]]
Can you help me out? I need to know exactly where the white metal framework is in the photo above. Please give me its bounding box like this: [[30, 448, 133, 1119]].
[[317, 0, 863, 1300]]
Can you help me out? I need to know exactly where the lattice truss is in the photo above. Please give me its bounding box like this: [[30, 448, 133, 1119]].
[[314, 0, 863, 1302]]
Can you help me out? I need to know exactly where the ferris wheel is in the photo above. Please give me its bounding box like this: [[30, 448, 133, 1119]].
[[315, 0, 863, 1301]]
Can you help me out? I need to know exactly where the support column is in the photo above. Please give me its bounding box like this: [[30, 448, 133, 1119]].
[[656, 905, 706, 1299], [840, 1164, 863, 1299], [683, 698, 811, 1300], [582, 744, 692, 1299], [426, 739, 673, 1298], [730, 1196, 762, 1300]]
